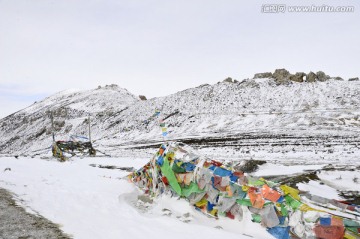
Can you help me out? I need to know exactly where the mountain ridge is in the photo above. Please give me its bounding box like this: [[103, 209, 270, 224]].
[[1, 70, 359, 156]]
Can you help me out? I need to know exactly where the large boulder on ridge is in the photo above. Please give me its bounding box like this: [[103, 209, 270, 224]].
[[273, 69, 291, 84], [289, 72, 306, 83], [316, 71, 330, 82], [306, 72, 318, 82], [254, 72, 273, 79]]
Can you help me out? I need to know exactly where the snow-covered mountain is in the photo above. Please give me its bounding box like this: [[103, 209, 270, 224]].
[[0, 84, 140, 154], [1, 71, 359, 156]]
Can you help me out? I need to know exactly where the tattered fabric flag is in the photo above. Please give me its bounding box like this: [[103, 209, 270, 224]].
[[129, 142, 360, 239], [152, 109, 168, 137], [144, 109, 169, 137]]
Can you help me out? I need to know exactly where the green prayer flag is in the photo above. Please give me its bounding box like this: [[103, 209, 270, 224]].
[[182, 182, 203, 198], [252, 214, 261, 223], [281, 203, 288, 216], [248, 177, 265, 186], [161, 158, 182, 195], [172, 162, 186, 173], [236, 199, 253, 206], [284, 195, 302, 210], [344, 219, 360, 227]]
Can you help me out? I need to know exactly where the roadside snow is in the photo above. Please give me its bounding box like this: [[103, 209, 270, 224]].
[[297, 180, 342, 199], [318, 170, 360, 191], [252, 163, 324, 177]]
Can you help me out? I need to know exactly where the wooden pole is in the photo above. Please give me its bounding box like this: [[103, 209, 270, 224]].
[[51, 111, 55, 142], [88, 116, 91, 142]]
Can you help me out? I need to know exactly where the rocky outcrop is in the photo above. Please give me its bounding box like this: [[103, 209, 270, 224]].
[[306, 72, 318, 82], [254, 72, 273, 79], [334, 77, 344, 81], [316, 71, 330, 82], [223, 77, 234, 83], [222, 77, 239, 83], [139, 95, 147, 101], [349, 77, 359, 81], [289, 72, 306, 83], [105, 84, 120, 89], [273, 69, 291, 84], [251, 69, 336, 84]]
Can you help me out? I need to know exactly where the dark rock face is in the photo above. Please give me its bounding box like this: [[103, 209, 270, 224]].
[[234, 159, 267, 173], [316, 71, 331, 82], [223, 77, 234, 83], [349, 77, 359, 81], [254, 72, 273, 79], [289, 72, 306, 83], [105, 84, 119, 89], [306, 72, 318, 82], [139, 95, 147, 101], [334, 77, 344, 81], [251, 69, 344, 84], [273, 69, 291, 84], [35, 127, 47, 138]]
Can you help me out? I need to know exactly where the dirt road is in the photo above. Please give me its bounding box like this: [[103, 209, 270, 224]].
[[0, 188, 71, 239]]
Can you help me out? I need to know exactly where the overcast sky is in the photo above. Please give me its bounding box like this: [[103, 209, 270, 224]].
[[1, 0, 359, 118]]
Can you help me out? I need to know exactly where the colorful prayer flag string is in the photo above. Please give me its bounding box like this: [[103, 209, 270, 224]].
[[143, 109, 170, 137]]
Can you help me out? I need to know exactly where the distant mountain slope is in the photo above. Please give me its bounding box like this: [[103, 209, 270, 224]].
[[100, 78, 360, 149], [0, 76, 359, 155]]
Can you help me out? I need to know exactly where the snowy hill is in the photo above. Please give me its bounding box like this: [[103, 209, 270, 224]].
[[0, 72, 360, 157], [0, 84, 140, 154]]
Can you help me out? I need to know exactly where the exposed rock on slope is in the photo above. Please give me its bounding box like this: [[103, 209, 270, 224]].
[[273, 68, 291, 84], [254, 72, 273, 79], [316, 71, 330, 82], [256, 69, 338, 84]]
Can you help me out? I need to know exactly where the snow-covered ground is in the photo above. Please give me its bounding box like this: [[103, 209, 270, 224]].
[[1, 154, 359, 239], [0, 156, 271, 239]]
